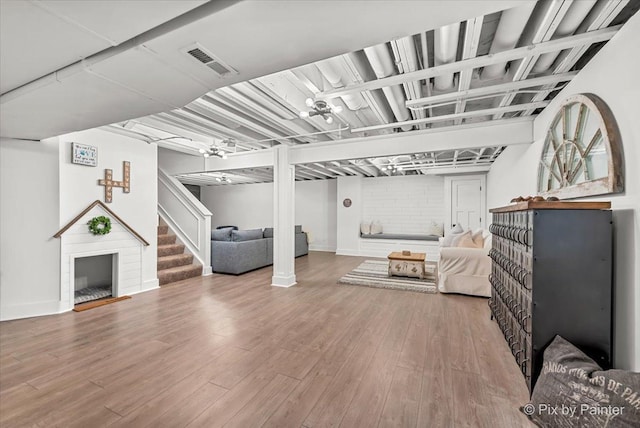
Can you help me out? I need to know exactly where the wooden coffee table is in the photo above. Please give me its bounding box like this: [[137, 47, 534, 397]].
[[388, 252, 426, 279]]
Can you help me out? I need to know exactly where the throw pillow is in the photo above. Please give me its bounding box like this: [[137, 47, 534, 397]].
[[452, 230, 474, 248], [471, 229, 484, 248], [211, 227, 233, 241], [442, 232, 461, 247], [483, 234, 492, 249], [360, 221, 371, 235], [231, 229, 263, 242], [525, 335, 640, 427], [216, 225, 238, 230], [425, 221, 444, 237], [442, 224, 465, 247], [370, 221, 383, 234]]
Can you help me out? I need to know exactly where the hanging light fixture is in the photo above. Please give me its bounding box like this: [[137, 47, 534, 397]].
[[299, 98, 343, 124], [382, 157, 406, 174], [198, 145, 227, 159]]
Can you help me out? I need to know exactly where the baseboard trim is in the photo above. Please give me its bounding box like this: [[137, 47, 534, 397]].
[[0, 300, 69, 321], [272, 274, 297, 288], [202, 266, 213, 276], [309, 245, 337, 252], [141, 279, 160, 291], [336, 248, 360, 256]]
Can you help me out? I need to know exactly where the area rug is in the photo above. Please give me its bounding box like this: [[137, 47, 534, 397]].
[[338, 260, 437, 293]]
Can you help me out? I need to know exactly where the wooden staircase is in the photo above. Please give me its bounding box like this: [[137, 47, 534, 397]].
[[157, 222, 202, 285]]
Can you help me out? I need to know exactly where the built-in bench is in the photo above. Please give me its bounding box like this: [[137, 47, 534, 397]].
[[360, 233, 440, 241], [358, 233, 441, 261]]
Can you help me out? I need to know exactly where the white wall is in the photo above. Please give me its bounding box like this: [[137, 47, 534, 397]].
[[58, 129, 158, 291], [336, 176, 363, 255], [295, 180, 337, 251], [0, 138, 61, 320], [202, 181, 274, 229], [361, 175, 444, 233], [1, 129, 159, 321], [201, 179, 338, 251], [487, 13, 640, 370]]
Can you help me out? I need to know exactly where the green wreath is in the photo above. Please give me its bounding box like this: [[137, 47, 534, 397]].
[[88, 216, 112, 235]]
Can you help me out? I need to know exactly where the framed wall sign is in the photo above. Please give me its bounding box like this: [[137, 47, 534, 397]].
[[72, 143, 98, 167]]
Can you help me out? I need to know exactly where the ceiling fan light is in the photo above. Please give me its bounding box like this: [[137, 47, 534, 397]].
[[326, 116, 334, 124], [198, 148, 206, 154], [333, 105, 343, 113], [222, 152, 227, 159], [216, 177, 222, 182], [299, 111, 309, 119], [305, 98, 315, 108], [203, 153, 210, 158]]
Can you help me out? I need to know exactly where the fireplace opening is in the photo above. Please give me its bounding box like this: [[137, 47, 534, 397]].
[[74, 254, 114, 304]]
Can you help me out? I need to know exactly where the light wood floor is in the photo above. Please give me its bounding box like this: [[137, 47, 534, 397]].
[[0, 252, 532, 427]]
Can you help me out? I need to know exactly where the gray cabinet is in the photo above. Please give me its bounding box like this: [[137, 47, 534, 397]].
[[489, 201, 612, 393]]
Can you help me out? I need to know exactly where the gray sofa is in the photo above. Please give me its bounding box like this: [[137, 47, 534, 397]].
[[211, 226, 308, 274]]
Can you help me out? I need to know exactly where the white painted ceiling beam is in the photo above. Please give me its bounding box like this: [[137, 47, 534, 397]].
[[316, 25, 620, 100], [297, 164, 334, 179], [493, 0, 574, 119], [295, 169, 322, 180], [216, 86, 318, 142], [312, 163, 346, 177], [290, 117, 533, 165], [520, 0, 629, 116], [132, 116, 215, 145], [416, 165, 492, 175], [193, 97, 293, 145], [406, 71, 578, 108], [352, 100, 548, 133], [161, 110, 268, 149], [455, 15, 484, 125]]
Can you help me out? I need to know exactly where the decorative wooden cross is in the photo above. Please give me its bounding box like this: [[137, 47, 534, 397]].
[[98, 161, 130, 203]]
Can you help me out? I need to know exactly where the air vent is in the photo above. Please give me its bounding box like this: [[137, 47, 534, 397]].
[[187, 48, 214, 64], [182, 43, 237, 78]]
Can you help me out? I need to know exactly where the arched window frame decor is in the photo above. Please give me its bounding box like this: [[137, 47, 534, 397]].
[[537, 93, 624, 199]]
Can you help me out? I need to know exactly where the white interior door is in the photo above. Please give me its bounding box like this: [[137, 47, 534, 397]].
[[445, 176, 486, 231]]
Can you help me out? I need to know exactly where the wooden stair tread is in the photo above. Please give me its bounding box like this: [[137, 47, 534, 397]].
[[158, 253, 192, 262], [157, 253, 194, 270], [157, 220, 201, 285], [158, 263, 202, 285], [158, 243, 183, 249], [158, 264, 202, 274]]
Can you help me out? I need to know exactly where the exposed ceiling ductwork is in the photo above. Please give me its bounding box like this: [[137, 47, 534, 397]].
[[433, 22, 461, 91], [2, 0, 637, 181], [363, 44, 413, 131], [482, 3, 537, 80]]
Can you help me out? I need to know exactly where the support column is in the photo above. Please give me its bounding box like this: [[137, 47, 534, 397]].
[[272, 145, 296, 287]]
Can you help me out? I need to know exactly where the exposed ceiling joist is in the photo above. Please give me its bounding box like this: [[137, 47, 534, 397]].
[[455, 15, 484, 125], [352, 101, 548, 133], [316, 25, 620, 100], [406, 71, 577, 108]]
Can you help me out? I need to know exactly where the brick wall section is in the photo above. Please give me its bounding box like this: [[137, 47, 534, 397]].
[[361, 175, 444, 234]]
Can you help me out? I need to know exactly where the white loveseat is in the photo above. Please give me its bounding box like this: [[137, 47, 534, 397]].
[[437, 230, 491, 297]]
